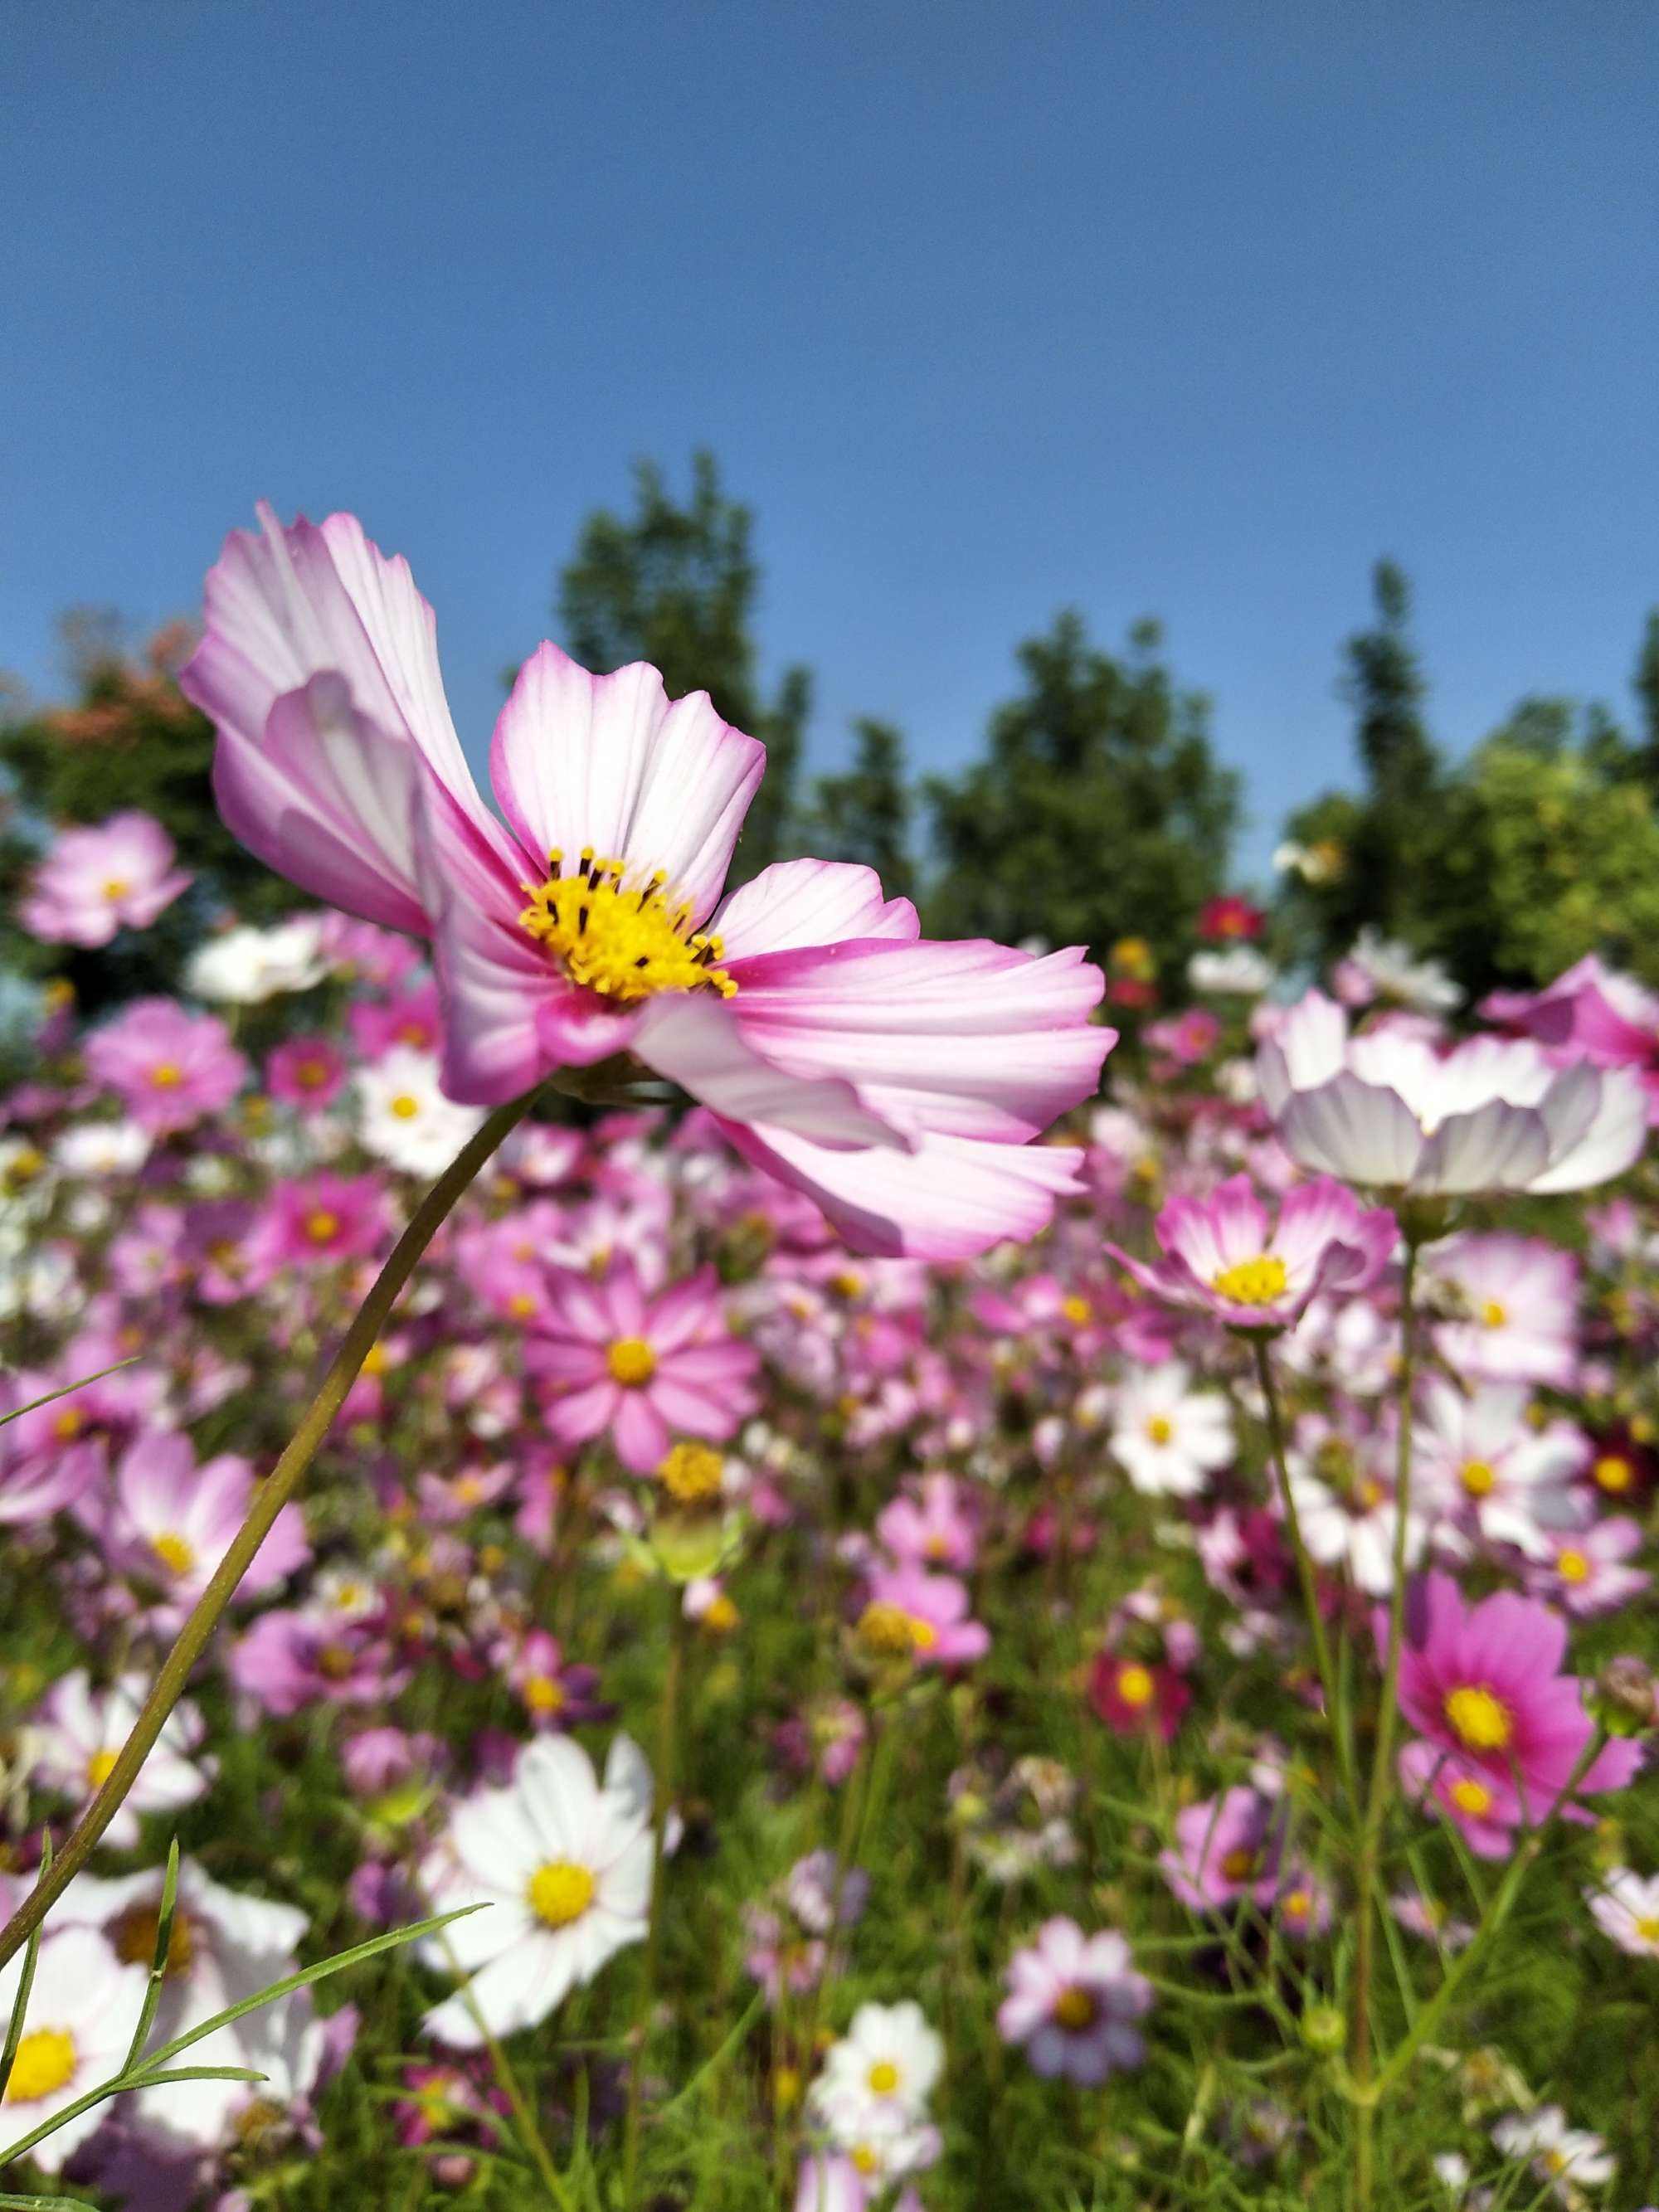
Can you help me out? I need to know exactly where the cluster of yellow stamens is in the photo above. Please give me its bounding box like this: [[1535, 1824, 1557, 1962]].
[[606, 1337, 658, 1387], [518, 849, 735, 1004], [528, 1859, 596, 1928], [1113, 1662, 1155, 1709], [113, 1903, 197, 1977], [856, 1600, 937, 1660], [2, 2027, 76, 2103], [659, 1441, 725, 1506], [151, 1531, 197, 1577], [1053, 1985, 1098, 2031], [1459, 1459, 1496, 1498], [1443, 1684, 1511, 1751], [1210, 1254, 1289, 1307]]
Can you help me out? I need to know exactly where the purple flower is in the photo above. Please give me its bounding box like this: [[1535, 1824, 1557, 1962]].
[[997, 1916, 1152, 2083]]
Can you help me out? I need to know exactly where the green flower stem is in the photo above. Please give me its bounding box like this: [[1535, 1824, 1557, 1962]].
[[1249, 1336, 1354, 1802], [1350, 1235, 1421, 2210], [622, 1580, 688, 2207], [0, 1091, 535, 1974]]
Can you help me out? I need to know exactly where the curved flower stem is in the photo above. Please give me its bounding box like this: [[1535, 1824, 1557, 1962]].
[[1350, 1235, 1421, 2210], [1249, 1337, 1354, 1803], [622, 1582, 687, 2207], [0, 1091, 535, 1972]]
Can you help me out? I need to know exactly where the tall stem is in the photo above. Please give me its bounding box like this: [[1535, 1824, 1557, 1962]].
[[622, 1583, 686, 2207], [1250, 1337, 1353, 1801], [1350, 1235, 1420, 2209], [0, 1091, 534, 1971]]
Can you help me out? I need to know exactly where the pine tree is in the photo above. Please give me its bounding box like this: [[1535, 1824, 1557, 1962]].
[[802, 718, 915, 897]]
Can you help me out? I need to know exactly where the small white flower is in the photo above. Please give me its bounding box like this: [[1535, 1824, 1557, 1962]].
[[357, 1048, 485, 1177], [1110, 1364, 1233, 1498], [1189, 946, 1273, 997], [32, 1671, 212, 1849], [0, 1928, 146, 2169], [421, 1734, 654, 2046], [813, 1999, 943, 2121], [1586, 1868, 1659, 1960], [187, 916, 328, 1004], [1491, 2105, 1613, 2197], [53, 1121, 153, 1179], [1338, 926, 1463, 1013]]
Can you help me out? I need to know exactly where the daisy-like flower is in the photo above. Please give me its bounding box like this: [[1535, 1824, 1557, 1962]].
[[1110, 1363, 1233, 1497], [1530, 1519, 1650, 1617], [0, 1928, 145, 2170], [996, 1917, 1151, 2083], [1389, 1573, 1642, 1825], [1586, 1867, 1659, 1959], [1398, 1743, 1525, 1860], [1257, 990, 1645, 1197], [180, 507, 1112, 1258], [1420, 1234, 1580, 1389], [1331, 927, 1463, 1014], [1107, 1174, 1395, 1334], [84, 998, 248, 1135], [855, 1566, 990, 1670], [528, 1262, 757, 1472], [19, 811, 192, 948], [266, 1034, 348, 1111], [100, 1430, 309, 1623], [185, 914, 329, 1003], [250, 1170, 390, 1272], [420, 1734, 654, 2047], [1491, 2106, 1614, 2199], [356, 1047, 486, 1177], [1160, 1787, 1287, 1913], [32, 1670, 212, 1849], [1410, 1380, 1586, 1557], [812, 2001, 943, 2122], [1287, 1451, 1427, 1596]]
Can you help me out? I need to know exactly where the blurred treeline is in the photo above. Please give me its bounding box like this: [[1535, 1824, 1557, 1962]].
[[7, 451, 1659, 1010]]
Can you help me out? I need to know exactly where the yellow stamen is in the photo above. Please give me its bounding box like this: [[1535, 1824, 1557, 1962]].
[[1459, 1459, 1496, 1498], [1145, 1414, 1174, 1445], [101, 877, 130, 902], [1053, 1986, 1097, 2031], [305, 1209, 341, 1244], [606, 1337, 657, 1387], [528, 1860, 595, 1928], [1444, 1685, 1511, 1751], [866, 2059, 900, 2095], [1115, 1663, 1155, 1709], [659, 1441, 724, 1505], [151, 1531, 196, 1577], [1449, 1777, 1494, 1816], [522, 1673, 566, 1717], [1061, 1294, 1091, 1325], [1220, 1846, 1258, 1883], [2, 2027, 76, 2103], [388, 1094, 421, 1121], [1479, 1299, 1507, 1329], [1556, 1548, 1589, 1584], [148, 1061, 182, 1089], [518, 850, 735, 1004], [1634, 1915, 1659, 1942], [1210, 1254, 1289, 1308], [113, 1903, 195, 1977], [86, 1749, 118, 1790], [856, 1602, 936, 1659], [1593, 1454, 1634, 1493]]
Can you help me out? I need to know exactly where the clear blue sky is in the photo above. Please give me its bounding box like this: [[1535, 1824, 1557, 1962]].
[[5, 1, 1657, 875]]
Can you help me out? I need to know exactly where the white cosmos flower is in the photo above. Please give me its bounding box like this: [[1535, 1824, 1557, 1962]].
[[357, 1048, 486, 1177], [1586, 1868, 1659, 1960], [0, 1928, 145, 2169], [187, 916, 328, 1004], [1335, 926, 1463, 1013], [1491, 2105, 1613, 2197], [1110, 1364, 1233, 1498], [32, 1671, 212, 1850], [52, 1120, 153, 1178], [1189, 945, 1273, 997], [1258, 991, 1646, 1196], [55, 1859, 308, 2149], [421, 1733, 654, 2047], [813, 2000, 943, 2122], [1287, 1458, 1428, 1595], [1410, 1380, 1585, 1557]]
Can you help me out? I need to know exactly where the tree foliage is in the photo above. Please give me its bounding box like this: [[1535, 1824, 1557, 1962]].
[[800, 717, 916, 899]]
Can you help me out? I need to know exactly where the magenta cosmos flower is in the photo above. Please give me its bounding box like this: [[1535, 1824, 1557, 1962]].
[[1108, 1173, 1396, 1332], [527, 1262, 758, 1473], [179, 508, 1112, 1257], [20, 810, 192, 947], [996, 1917, 1152, 2083], [1159, 1787, 1286, 1913], [84, 997, 247, 1135], [1387, 1573, 1642, 1825]]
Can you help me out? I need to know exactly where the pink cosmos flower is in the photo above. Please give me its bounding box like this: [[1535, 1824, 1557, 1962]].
[[98, 1430, 310, 1623], [1258, 989, 1646, 1195], [1484, 955, 1659, 1122], [348, 980, 444, 1061], [874, 1472, 977, 1572], [250, 1171, 391, 1271], [1420, 1233, 1580, 1389], [1527, 1518, 1650, 1617], [528, 1262, 758, 1472], [1108, 1173, 1396, 1332], [1159, 1787, 1286, 1913], [858, 1565, 990, 1668], [1387, 1573, 1642, 1826], [85, 997, 247, 1135], [266, 1034, 348, 1111], [997, 1917, 1151, 2083], [0, 1375, 103, 1524], [1088, 1651, 1190, 1740], [1410, 1379, 1588, 1558], [19, 811, 192, 946], [1398, 1741, 1525, 1859], [180, 507, 1112, 1257]]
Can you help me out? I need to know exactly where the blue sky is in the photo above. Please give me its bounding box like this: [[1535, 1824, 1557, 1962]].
[[4, 1, 1657, 875]]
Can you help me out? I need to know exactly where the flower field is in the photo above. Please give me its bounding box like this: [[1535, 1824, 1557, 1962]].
[[2, 510, 1658, 2212]]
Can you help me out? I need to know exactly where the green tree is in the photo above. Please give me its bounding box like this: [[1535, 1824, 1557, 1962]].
[[1632, 608, 1659, 784], [922, 611, 1238, 980], [556, 453, 810, 882], [801, 717, 916, 898]]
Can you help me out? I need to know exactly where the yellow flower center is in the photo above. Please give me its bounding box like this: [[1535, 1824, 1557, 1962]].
[[361, 1344, 387, 1376], [1145, 1414, 1174, 1445], [86, 1749, 119, 1790], [1479, 1300, 1507, 1330], [866, 2060, 901, 2096], [151, 1531, 196, 1577], [606, 1337, 657, 1387], [53, 1407, 84, 1441], [850, 2144, 880, 2176], [702, 1593, 739, 1635], [659, 1441, 724, 1505], [102, 877, 131, 902], [1556, 1548, 1589, 1584], [1115, 1662, 1155, 1709], [2, 2027, 76, 2103], [1053, 1985, 1097, 2031], [1634, 1915, 1659, 1943], [1459, 1459, 1496, 1498], [297, 1057, 331, 1088], [1444, 1685, 1511, 1751], [522, 1673, 566, 1717], [1593, 1454, 1633, 1493], [1061, 1294, 1092, 1325], [1220, 1847, 1258, 1883], [1282, 1888, 1312, 1918], [519, 850, 735, 1004], [112, 1903, 196, 1977], [1449, 1777, 1494, 1816], [528, 1859, 595, 1928], [1210, 1254, 1289, 1307], [305, 1209, 341, 1244], [856, 1602, 937, 1659], [149, 1061, 183, 1088], [388, 1094, 421, 1120]]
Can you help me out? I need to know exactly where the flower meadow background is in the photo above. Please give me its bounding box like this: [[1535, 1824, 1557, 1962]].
[[1, 479, 1658, 2212]]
